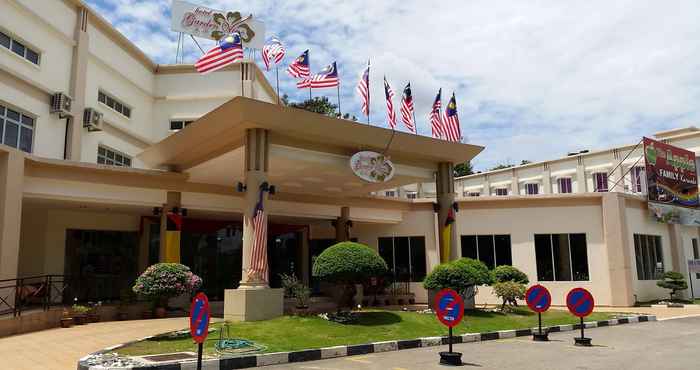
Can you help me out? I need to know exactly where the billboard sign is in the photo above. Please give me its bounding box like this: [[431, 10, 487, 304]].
[[644, 137, 698, 209], [171, 0, 265, 49]]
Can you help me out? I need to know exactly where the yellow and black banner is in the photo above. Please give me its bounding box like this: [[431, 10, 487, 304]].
[[163, 213, 182, 263]]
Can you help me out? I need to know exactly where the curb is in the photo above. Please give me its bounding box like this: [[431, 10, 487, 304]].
[[78, 314, 656, 370]]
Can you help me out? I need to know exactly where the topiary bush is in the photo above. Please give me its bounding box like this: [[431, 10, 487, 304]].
[[656, 271, 688, 301], [312, 242, 388, 311], [133, 263, 202, 307], [492, 281, 526, 311], [423, 258, 491, 295], [492, 265, 529, 284]]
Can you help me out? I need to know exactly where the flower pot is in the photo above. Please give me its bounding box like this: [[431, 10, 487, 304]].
[[117, 312, 129, 321], [154, 307, 166, 318], [60, 318, 74, 328], [87, 313, 100, 323], [73, 314, 86, 325], [141, 310, 153, 319]]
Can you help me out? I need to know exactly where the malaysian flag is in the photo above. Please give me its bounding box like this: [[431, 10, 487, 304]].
[[262, 37, 285, 71], [248, 187, 268, 282], [384, 77, 396, 129], [297, 62, 339, 88], [443, 93, 462, 142], [357, 61, 370, 117], [430, 88, 444, 139], [287, 50, 310, 78], [195, 33, 244, 74], [400, 82, 416, 133]]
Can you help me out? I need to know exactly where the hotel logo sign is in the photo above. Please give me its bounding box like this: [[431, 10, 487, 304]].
[[171, 0, 265, 48], [350, 151, 395, 183]]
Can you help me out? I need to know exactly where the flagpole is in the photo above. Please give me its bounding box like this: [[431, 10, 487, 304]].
[[275, 65, 280, 105], [413, 110, 417, 134], [367, 59, 371, 125], [337, 84, 342, 117]]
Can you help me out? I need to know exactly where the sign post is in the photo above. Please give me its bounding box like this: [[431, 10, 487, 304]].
[[566, 288, 595, 347], [434, 289, 465, 366], [190, 292, 211, 370], [525, 284, 552, 341]]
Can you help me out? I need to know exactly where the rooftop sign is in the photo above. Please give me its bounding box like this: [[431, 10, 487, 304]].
[[171, 0, 265, 49]]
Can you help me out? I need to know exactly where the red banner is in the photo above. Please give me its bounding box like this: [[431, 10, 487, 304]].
[[643, 137, 698, 208]]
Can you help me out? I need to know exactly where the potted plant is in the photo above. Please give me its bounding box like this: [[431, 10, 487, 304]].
[[118, 288, 135, 321], [60, 308, 74, 328], [72, 304, 90, 325], [86, 302, 102, 323], [423, 258, 492, 310], [132, 263, 202, 318]]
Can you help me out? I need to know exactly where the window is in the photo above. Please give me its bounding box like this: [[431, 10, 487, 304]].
[[557, 177, 572, 194], [633, 234, 664, 280], [405, 191, 418, 199], [384, 190, 396, 197], [593, 172, 608, 192], [97, 145, 132, 167], [464, 191, 480, 197], [98, 90, 131, 118], [169, 120, 194, 131], [693, 238, 699, 279], [0, 30, 40, 65], [460, 234, 512, 269], [378, 236, 426, 282], [631, 166, 645, 193], [534, 233, 589, 281], [495, 188, 508, 196], [0, 103, 34, 153], [525, 183, 539, 195]]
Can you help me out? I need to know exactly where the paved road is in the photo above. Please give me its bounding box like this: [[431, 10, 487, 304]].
[[266, 317, 700, 370]]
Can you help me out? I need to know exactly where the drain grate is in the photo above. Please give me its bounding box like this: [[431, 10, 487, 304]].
[[140, 352, 197, 362]]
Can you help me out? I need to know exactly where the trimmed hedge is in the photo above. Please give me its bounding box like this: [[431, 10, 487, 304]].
[[492, 265, 529, 284], [312, 242, 388, 283], [423, 258, 491, 293]]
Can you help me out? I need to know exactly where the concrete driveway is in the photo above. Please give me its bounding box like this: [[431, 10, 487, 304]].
[[266, 316, 700, 370]]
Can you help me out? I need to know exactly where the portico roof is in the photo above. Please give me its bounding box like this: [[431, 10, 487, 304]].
[[139, 97, 484, 196]]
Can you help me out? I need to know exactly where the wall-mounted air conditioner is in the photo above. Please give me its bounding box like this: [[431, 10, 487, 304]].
[[50, 92, 73, 118], [83, 108, 103, 132]]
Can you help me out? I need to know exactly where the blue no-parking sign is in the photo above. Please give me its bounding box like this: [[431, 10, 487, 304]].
[[434, 289, 464, 328], [566, 288, 595, 318], [526, 284, 552, 313], [190, 292, 210, 343]]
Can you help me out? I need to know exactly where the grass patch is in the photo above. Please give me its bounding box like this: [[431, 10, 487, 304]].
[[117, 308, 613, 356]]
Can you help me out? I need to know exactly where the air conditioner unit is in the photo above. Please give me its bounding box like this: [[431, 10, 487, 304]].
[[83, 108, 103, 132], [50, 92, 73, 118]]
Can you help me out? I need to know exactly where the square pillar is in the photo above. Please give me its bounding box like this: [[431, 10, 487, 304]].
[[602, 193, 635, 306], [159, 191, 182, 263], [0, 150, 24, 281], [436, 162, 458, 263]]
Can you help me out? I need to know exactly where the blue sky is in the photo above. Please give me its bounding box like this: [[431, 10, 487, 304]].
[[85, 0, 700, 171]]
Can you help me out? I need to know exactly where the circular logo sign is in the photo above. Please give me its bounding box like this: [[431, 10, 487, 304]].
[[434, 289, 464, 328], [525, 284, 552, 313], [190, 292, 211, 344], [349, 151, 395, 183], [566, 288, 595, 318]]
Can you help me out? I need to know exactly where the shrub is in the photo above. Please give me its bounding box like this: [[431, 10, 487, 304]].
[[133, 263, 202, 306], [656, 271, 688, 300], [279, 273, 311, 309], [492, 281, 526, 311], [312, 242, 388, 310], [492, 265, 529, 284], [423, 258, 491, 295]]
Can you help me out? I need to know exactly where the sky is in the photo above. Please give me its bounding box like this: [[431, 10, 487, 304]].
[[85, 0, 700, 171]]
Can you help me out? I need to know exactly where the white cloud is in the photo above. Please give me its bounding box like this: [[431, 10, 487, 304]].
[[87, 0, 700, 170]]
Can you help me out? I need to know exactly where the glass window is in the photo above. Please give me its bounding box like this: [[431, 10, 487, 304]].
[[495, 188, 508, 196], [0, 105, 33, 153], [97, 145, 131, 167], [4, 121, 18, 148], [535, 233, 589, 281], [98, 91, 130, 119], [633, 234, 663, 280], [464, 191, 480, 197], [6, 108, 19, 122], [477, 235, 495, 269], [378, 236, 426, 282], [557, 177, 572, 193], [525, 183, 539, 195], [123, 106, 131, 118], [631, 166, 644, 193], [461, 235, 478, 259], [170, 120, 184, 130], [10, 39, 25, 57], [98, 91, 106, 103], [19, 126, 32, 152], [25, 48, 39, 64], [0, 31, 10, 48], [406, 191, 418, 199], [593, 172, 608, 192], [105, 95, 114, 108], [460, 234, 512, 269], [494, 235, 512, 266]]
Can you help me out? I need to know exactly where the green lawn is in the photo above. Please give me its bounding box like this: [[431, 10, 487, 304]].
[[117, 308, 614, 356]]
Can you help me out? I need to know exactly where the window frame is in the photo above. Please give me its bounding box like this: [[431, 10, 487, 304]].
[[534, 233, 590, 282], [460, 234, 512, 269], [464, 191, 480, 197], [169, 119, 195, 131], [525, 182, 539, 195], [377, 235, 427, 282], [633, 234, 664, 280], [631, 166, 645, 193], [97, 145, 132, 167], [0, 102, 35, 153], [593, 172, 609, 192], [557, 177, 573, 194], [98, 90, 132, 119], [495, 188, 508, 196], [0, 28, 41, 66]]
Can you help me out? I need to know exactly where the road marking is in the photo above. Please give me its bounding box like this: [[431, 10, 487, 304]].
[[658, 314, 700, 321]]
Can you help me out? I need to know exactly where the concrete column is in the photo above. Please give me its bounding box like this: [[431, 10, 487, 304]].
[[482, 176, 491, 197], [510, 169, 519, 195], [0, 151, 24, 281], [436, 162, 458, 263], [335, 206, 351, 242], [667, 224, 684, 273], [610, 165, 626, 193], [159, 191, 181, 263], [240, 128, 270, 289], [601, 193, 635, 306], [542, 167, 552, 194], [241, 62, 255, 98], [576, 163, 587, 193], [66, 7, 89, 160]]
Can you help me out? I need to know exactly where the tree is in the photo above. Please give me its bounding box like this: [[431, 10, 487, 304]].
[[454, 161, 474, 177], [312, 242, 388, 311], [656, 271, 688, 301], [423, 258, 491, 296], [288, 96, 338, 117], [491, 266, 529, 310], [490, 163, 514, 171]]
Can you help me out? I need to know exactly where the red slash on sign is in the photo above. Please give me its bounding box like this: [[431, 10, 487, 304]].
[[434, 289, 464, 328]]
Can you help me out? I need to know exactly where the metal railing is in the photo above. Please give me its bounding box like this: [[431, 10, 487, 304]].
[[0, 275, 71, 317]]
